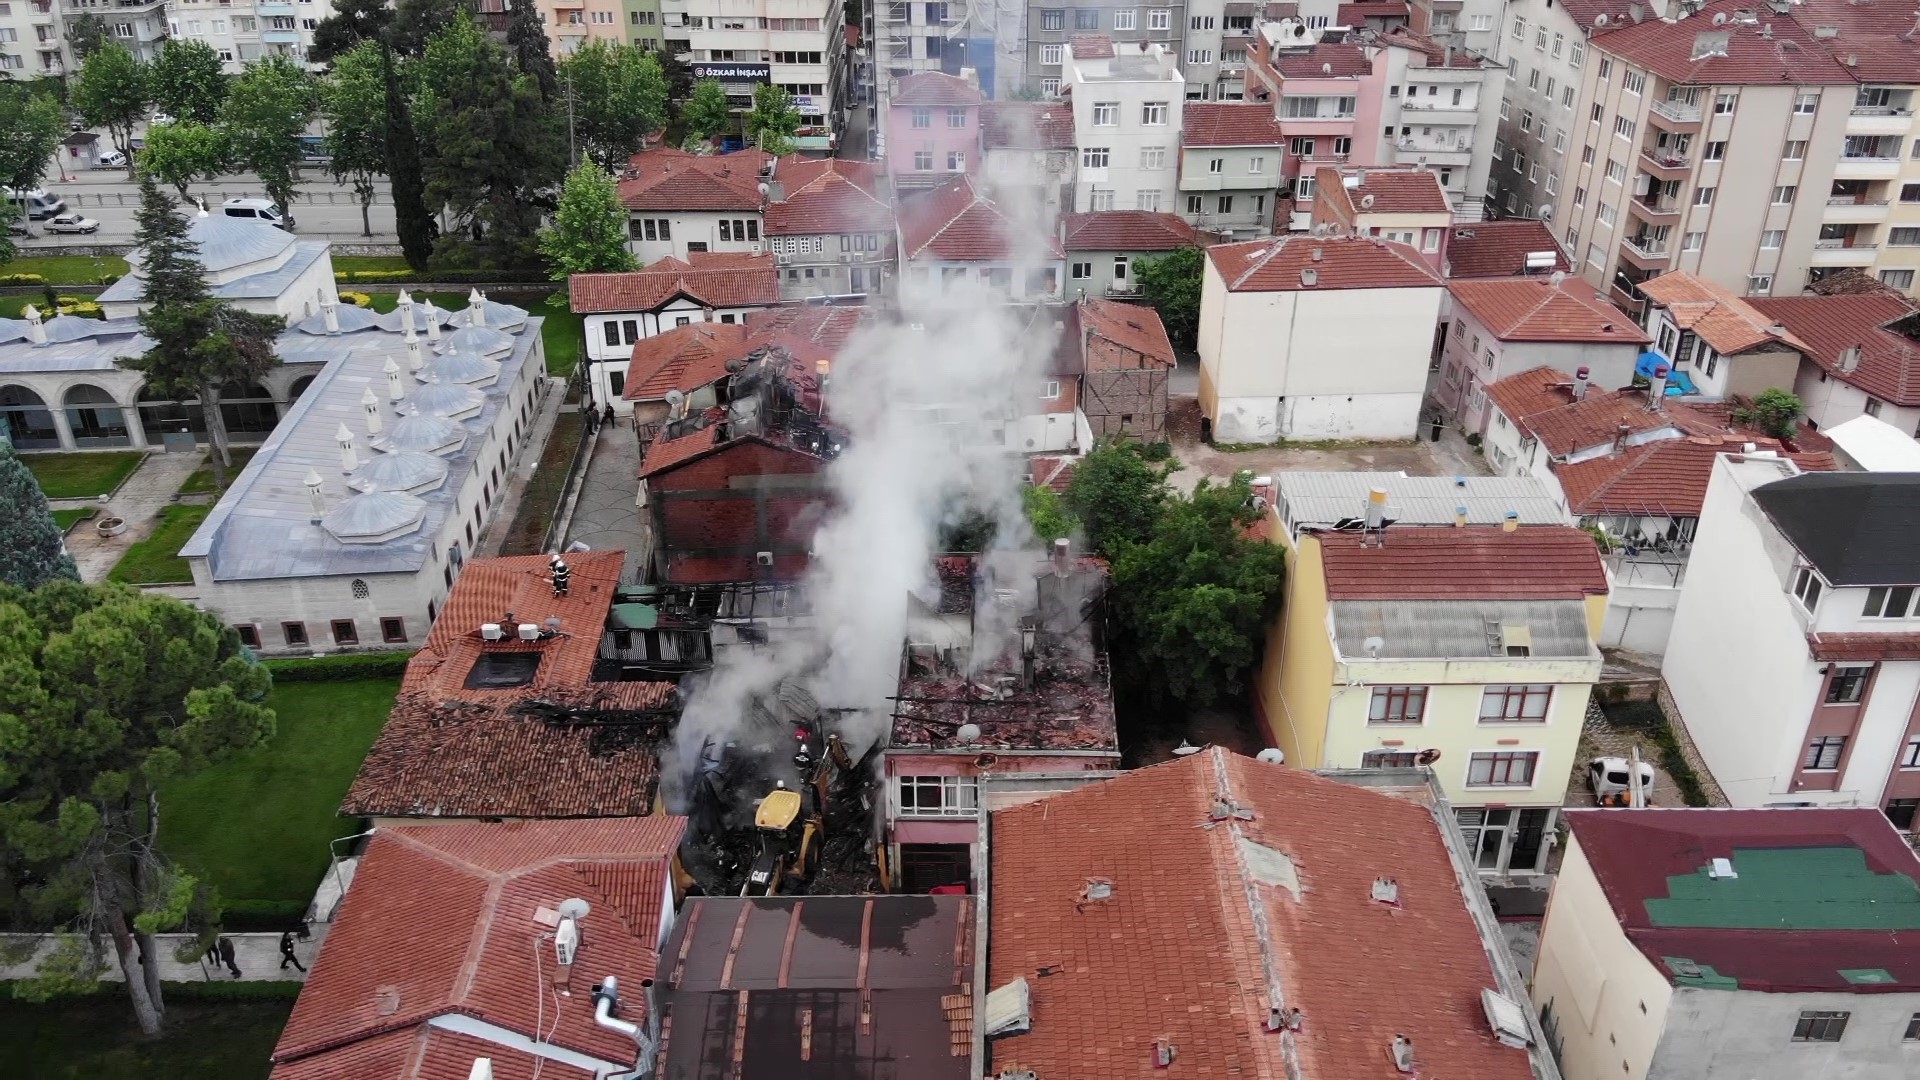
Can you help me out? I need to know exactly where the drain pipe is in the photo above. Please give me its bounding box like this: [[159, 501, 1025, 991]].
[[593, 976, 660, 1080]]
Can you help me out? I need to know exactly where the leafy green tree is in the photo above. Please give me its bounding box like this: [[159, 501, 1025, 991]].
[[308, 0, 393, 64], [137, 122, 230, 203], [62, 14, 110, 62], [558, 41, 668, 170], [390, 0, 477, 57], [118, 177, 285, 488], [1734, 387, 1805, 439], [681, 78, 732, 146], [147, 39, 228, 125], [415, 14, 564, 266], [321, 42, 389, 237], [539, 164, 637, 279], [72, 44, 147, 177], [1066, 441, 1172, 557], [382, 44, 436, 271], [0, 581, 274, 1034], [0, 445, 79, 590], [0, 84, 65, 195], [221, 55, 316, 232], [1023, 484, 1078, 545], [505, 0, 560, 102], [1134, 246, 1204, 351], [744, 83, 801, 155]]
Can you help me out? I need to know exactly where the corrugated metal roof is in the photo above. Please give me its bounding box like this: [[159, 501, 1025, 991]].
[[1329, 598, 1596, 660], [1276, 471, 1568, 532]]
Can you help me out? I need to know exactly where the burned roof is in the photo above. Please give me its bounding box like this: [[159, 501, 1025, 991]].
[[658, 895, 976, 1080]]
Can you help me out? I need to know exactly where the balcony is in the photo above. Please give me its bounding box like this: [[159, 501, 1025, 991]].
[[262, 28, 304, 43], [1620, 236, 1672, 267], [1824, 197, 1892, 223], [1811, 239, 1879, 265], [1847, 107, 1914, 136], [1399, 99, 1478, 114], [1835, 155, 1903, 180], [1649, 98, 1703, 127], [1639, 147, 1691, 175], [1631, 194, 1683, 218]]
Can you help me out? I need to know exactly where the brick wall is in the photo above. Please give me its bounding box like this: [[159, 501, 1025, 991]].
[[647, 438, 830, 583]]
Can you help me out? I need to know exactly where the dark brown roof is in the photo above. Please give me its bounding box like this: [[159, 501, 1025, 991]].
[[1076, 295, 1176, 370], [1449, 277, 1648, 343], [764, 156, 894, 236], [1181, 102, 1286, 147], [1208, 234, 1442, 292], [981, 100, 1076, 150], [898, 174, 1061, 261], [1061, 211, 1199, 252], [569, 253, 780, 314], [1316, 525, 1610, 600], [624, 307, 871, 403], [1445, 220, 1570, 279], [1267, 42, 1374, 77], [1639, 272, 1812, 356], [618, 147, 771, 211], [1557, 438, 1835, 517], [1070, 33, 1116, 59], [1315, 165, 1451, 217], [1747, 294, 1920, 407]]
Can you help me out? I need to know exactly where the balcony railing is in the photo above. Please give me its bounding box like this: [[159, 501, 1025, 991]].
[[1400, 99, 1478, 113], [1397, 137, 1472, 154], [1841, 154, 1902, 163], [1641, 147, 1690, 170], [1850, 106, 1914, 117], [1634, 194, 1682, 215], [1650, 99, 1702, 124], [1814, 238, 1878, 250], [1827, 196, 1890, 206], [1622, 236, 1670, 259]]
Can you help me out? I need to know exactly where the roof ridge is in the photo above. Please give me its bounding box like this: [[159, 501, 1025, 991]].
[[1207, 747, 1292, 1074], [451, 876, 510, 1011]]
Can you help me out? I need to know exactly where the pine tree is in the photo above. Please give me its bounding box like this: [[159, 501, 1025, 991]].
[[0, 445, 79, 590], [505, 0, 559, 102], [383, 43, 436, 271]]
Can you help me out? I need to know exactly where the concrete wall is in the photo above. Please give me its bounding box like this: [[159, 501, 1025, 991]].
[[1260, 528, 1334, 767], [1651, 987, 1920, 1080], [1601, 579, 1679, 658], [1067, 50, 1185, 213], [1177, 145, 1282, 236], [1795, 362, 1920, 437], [626, 210, 767, 263], [1490, 0, 1588, 221]]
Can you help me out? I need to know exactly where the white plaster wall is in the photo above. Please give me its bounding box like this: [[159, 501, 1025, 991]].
[[1601, 582, 1677, 658], [1068, 56, 1185, 213], [1651, 987, 1920, 1080], [1795, 362, 1920, 437], [626, 210, 768, 262]]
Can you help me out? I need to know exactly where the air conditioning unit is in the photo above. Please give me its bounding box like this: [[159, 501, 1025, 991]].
[[839, 252, 853, 263], [775, 251, 792, 264], [518, 623, 540, 641], [480, 623, 504, 640]]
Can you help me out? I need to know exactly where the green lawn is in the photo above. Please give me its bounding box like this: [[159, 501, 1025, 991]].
[[159, 677, 399, 912], [363, 290, 582, 377], [330, 254, 413, 275], [0, 993, 290, 1079], [106, 504, 209, 585], [0, 253, 129, 284], [51, 506, 97, 532], [23, 451, 145, 499], [178, 448, 259, 495]]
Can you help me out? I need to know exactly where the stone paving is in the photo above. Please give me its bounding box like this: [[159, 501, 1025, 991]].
[[56, 450, 204, 583], [564, 420, 646, 580]]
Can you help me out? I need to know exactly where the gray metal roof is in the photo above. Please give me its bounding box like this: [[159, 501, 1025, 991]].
[[0, 318, 152, 374], [408, 380, 486, 419], [180, 312, 544, 581], [1329, 599, 1596, 660], [1276, 472, 1569, 533], [322, 489, 428, 542], [448, 296, 528, 330], [294, 304, 381, 335], [350, 450, 449, 494], [438, 325, 515, 357], [372, 303, 453, 334], [99, 239, 329, 304], [419, 352, 497, 386], [378, 409, 467, 454]]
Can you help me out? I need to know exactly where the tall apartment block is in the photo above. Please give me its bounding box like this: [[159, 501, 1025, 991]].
[[1018, 3, 1190, 99], [532, 0, 631, 54], [58, 0, 168, 67], [1065, 36, 1184, 211], [167, 0, 337, 71], [662, 0, 849, 146], [0, 0, 69, 77]]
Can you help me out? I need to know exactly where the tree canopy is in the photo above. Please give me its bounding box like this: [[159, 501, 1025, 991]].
[[0, 582, 274, 1033], [0, 84, 65, 194], [148, 39, 228, 125], [72, 44, 148, 176], [321, 41, 390, 238], [0, 446, 79, 591], [62, 14, 110, 62], [1134, 247, 1204, 351], [540, 164, 638, 279], [138, 121, 230, 203], [744, 84, 802, 155], [307, 0, 393, 64], [558, 41, 668, 171], [221, 55, 316, 231], [382, 43, 436, 271], [505, 0, 560, 103], [680, 79, 732, 147], [389, 0, 475, 57], [1735, 387, 1805, 439]]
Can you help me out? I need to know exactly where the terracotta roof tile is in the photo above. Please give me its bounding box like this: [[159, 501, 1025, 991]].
[[1445, 220, 1571, 279], [1180, 102, 1286, 146], [1807, 631, 1920, 661], [898, 174, 1061, 261], [891, 70, 985, 106], [638, 423, 721, 476], [1208, 234, 1442, 292], [1061, 210, 1199, 252], [1377, 28, 1498, 67], [1317, 525, 1610, 599], [1074, 295, 1176, 369], [1267, 41, 1373, 77], [1639, 271, 1813, 355], [1557, 438, 1835, 517], [990, 749, 1540, 1080], [1448, 276, 1649, 343], [271, 819, 683, 1077], [980, 101, 1075, 150], [1070, 33, 1116, 59], [623, 307, 870, 403], [618, 147, 771, 212], [1337, 0, 1409, 24], [1486, 366, 1834, 462], [1591, 0, 1856, 86], [1747, 294, 1920, 407], [569, 254, 780, 315], [764, 156, 895, 236], [1315, 165, 1451, 218]]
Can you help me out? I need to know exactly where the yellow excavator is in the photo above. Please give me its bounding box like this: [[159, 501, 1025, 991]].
[[743, 784, 804, 896]]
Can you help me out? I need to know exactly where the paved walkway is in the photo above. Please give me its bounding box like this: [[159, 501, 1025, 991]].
[[0, 925, 326, 984], [564, 420, 645, 580], [57, 450, 203, 584], [476, 376, 566, 559]]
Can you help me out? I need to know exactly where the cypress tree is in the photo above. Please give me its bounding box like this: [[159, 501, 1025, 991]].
[[383, 42, 436, 271], [0, 444, 80, 589]]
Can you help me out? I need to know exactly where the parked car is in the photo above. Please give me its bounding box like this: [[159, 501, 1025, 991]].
[[223, 198, 285, 229], [1587, 755, 1656, 807], [45, 213, 100, 234], [97, 149, 128, 168], [149, 111, 175, 127]]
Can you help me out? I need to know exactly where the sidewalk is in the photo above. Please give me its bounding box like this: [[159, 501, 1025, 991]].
[[564, 421, 645, 580], [0, 925, 326, 984], [57, 450, 202, 584], [476, 376, 565, 559]]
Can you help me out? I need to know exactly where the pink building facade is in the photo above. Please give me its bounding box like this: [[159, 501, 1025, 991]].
[[885, 71, 984, 189]]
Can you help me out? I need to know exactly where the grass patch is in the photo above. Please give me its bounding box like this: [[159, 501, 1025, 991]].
[[178, 448, 259, 495], [106, 504, 210, 585], [51, 506, 98, 532], [362, 290, 581, 377], [23, 451, 145, 499], [0, 993, 290, 1079], [1599, 697, 1711, 807], [160, 677, 399, 909], [0, 253, 129, 285], [330, 254, 413, 274], [499, 408, 585, 555]]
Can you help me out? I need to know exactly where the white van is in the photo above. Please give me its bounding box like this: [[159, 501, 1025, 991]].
[[10, 188, 68, 220], [222, 198, 285, 229]]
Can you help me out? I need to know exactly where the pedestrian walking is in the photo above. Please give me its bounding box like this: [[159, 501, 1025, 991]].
[[279, 931, 307, 973], [217, 936, 241, 979]]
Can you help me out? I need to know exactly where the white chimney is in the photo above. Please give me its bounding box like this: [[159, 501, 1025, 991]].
[[467, 1060, 495, 1080], [336, 422, 359, 473], [22, 303, 45, 345], [1502, 510, 1520, 533], [1840, 345, 1862, 373], [384, 356, 405, 401], [1647, 364, 1669, 409], [423, 300, 442, 341], [304, 468, 326, 521], [397, 289, 415, 338], [362, 387, 383, 434], [1572, 365, 1590, 400], [322, 296, 340, 334], [408, 338, 425, 372], [468, 288, 487, 328], [1052, 537, 1071, 577], [1364, 487, 1388, 528]]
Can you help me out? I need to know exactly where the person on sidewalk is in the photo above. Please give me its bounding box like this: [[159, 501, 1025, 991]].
[[278, 931, 306, 973], [216, 936, 241, 979]]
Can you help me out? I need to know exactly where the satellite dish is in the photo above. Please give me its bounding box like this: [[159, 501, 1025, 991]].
[[1415, 748, 1443, 765], [1322, 62, 1333, 74], [1172, 739, 1203, 756], [1595, 12, 1610, 25], [1363, 635, 1385, 658], [558, 898, 591, 920], [1540, 202, 1555, 221], [955, 722, 983, 744], [1360, 193, 1376, 209], [663, 388, 686, 410], [1712, 11, 1727, 23], [1257, 748, 1286, 765]]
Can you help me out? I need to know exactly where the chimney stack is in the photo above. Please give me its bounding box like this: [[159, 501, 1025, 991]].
[[322, 296, 341, 334], [1647, 364, 1669, 409], [1052, 537, 1072, 577], [1364, 487, 1388, 528], [304, 469, 326, 521], [361, 387, 383, 435], [468, 288, 487, 329], [385, 356, 405, 402], [423, 300, 442, 341], [1453, 505, 1468, 528], [1840, 345, 1862, 373], [1501, 510, 1519, 533], [397, 289, 415, 338], [337, 423, 359, 473], [22, 303, 45, 345], [1572, 365, 1590, 400]]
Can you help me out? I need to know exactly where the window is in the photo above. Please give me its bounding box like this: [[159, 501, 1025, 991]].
[[1553, 128, 1567, 153], [1041, 8, 1063, 30], [1082, 146, 1110, 169], [947, 150, 966, 170], [1614, 116, 1637, 141], [912, 106, 931, 128], [1481, 684, 1552, 722], [1368, 686, 1428, 724], [1114, 10, 1135, 29], [1605, 160, 1626, 185], [1892, 227, 1920, 246], [1534, 26, 1547, 49], [1792, 1011, 1850, 1042], [1136, 190, 1162, 211], [1467, 751, 1539, 787], [1792, 565, 1824, 611], [1290, 136, 1316, 156], [1598, 201, 1617, 226], [1546, 173, 1558, 195], [1826, 667, 1870, 704], [1186, 194, 1203, 213], [1882, 269, 1916, 289], [234, 624, 260, 649], [1546, 77, 1556, 100], [1076, 8, 1099, 29], [1694, 186, 1714, 206], [1187, 49, 1212, 64], [1093, 101, 1118, 126], [1042, 380, 1062, 399], [1471, 14, 1493, 30], [330, 619, 359, 646], [1622, 69, 1646, 96], [1189, 14, 1213, 29], [1142, 101, 1168, 125], [1784, 140, 1807, 160], [1748, 274, 1773, 295], [1217, 195, 1233, 213], [1704, 141, 1726, 160], [1296, 176, 1315, 199], [1140, 145, 1166, 169], [1795, 92, 1819, 114], [1042, 77, 1060, 96], [1863, 586, 1916, 618], [1511, 15, 1525, 40], [897, 775, 979, 817], [1760, 230, 1784, 249], [1598, 58, 1612, 80], [1499, 98, 1512, 120], [1528, 68, 1541, 91], [1563, 85, 1576, 108], [1507, 57, 1517, 81], [1090, 188, 1114, 210], [1552, 32, 1564, 57], [1333, 136, 1351, 155], [1042, 43, 1062, 65], [1522, 109, 1535, 133], [1573, 185, 1587, 207], [1894, 801, 1920, 830], [1570, 42, 1585, 68], [1714, 92, 1738, 114], [914, 149, 933, 171], [1773, 185, 1797, 204], [380, 617, 407, 644], [1248, 155, 1264, 173], [1070, 261, 1092, 279], [947, 107, 967, 128], [1208, 156, 1224, 173], [1362, 750, 1421, 768], [1149, 9, 1170, 30]]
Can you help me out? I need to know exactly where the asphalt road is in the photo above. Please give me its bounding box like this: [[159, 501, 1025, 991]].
[[18, 166, 401, 248]]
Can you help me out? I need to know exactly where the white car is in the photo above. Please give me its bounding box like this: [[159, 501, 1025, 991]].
[[97, 149, 127, 168], [149, 112, 175, 127], [45, 213, 100, 234]]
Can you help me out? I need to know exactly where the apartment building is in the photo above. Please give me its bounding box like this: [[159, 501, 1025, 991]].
[[168, 0, 336, 71], [1018, 1, 1186, 99], [533, 0, 628, 54], [1487, 0, 1614, 222], [64, 0, 168, 66], [0, 0, 68, 77], [1065, 36, 1185, 212], [623, 0, 665, 49], [663, 0, 848, 140], [1177, 101, 1285, 236], [883, 69, 983, 189], [870, 0, 996, 112]]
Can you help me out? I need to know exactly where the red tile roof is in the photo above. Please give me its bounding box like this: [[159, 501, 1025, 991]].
[[1594, 0, 1856, 85], [890, 70, 984, 106], [1070, 33, 1116, 59], [1061, 210, 1199, 252], [1747, 294, 1920, 407], [1267, 42, 1374, 77], [980, 101, 1076, 150], [1075, 295, 1177, 370], [1208, 234, 1442, 292], [1784, 0, 1920, 82], [1445, 220, 1571, 279], [1564, 808, 1920, 992], [1180, 102, 1286, 146], [898, 174, 1061, 261], [1639, 271, 1812, 356], [1449, 276, 1650, 344], [990, 749, 1540, 1080], [618, 147, 772, 211], [764, 156, 895, 236], [569, 254, 781, 315], [1337, 0, 1409, 24], [1557, 437, 1835, 517], [1486, 366, 1727, 458], [271, 818, 684, 1079], [623, 307, 870, 403], [1315, 165, 1451, 218], [1316, 525, 1609, 599], [342, 551, 678, 819], [1807, 631, 1920, 661]]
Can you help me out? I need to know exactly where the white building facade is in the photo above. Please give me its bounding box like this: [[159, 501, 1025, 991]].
[[1066, 37, 1185, 213], [662, 0, 848, 143], [167, 0, 337, 70]]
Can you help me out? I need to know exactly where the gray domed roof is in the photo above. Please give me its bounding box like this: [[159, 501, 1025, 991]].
[[294, 304, 381, 336], [372, 304, 453, 334], [381, 411, 466, 455], [417, 351, 498, 386], [181, 214, 296, 274], [43, 314, 109, 342], [321, 490, 428, 543], [437, 324, 515, 357], [0, 319, 27, 344], [350, 450, 450, 494], [408, 380, 486, 419], [449, 299, 528, 330]]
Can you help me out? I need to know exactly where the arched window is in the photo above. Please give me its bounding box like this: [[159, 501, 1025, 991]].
[[351, 578, 370, 599], [289, 374, 316, 402], [0, 384, 61, 449], [62, 383, 131, 447], [218, 382, 279, 437]]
